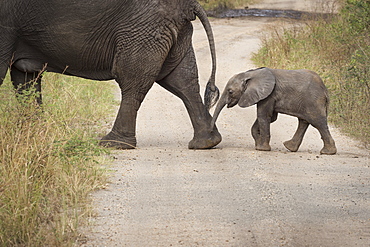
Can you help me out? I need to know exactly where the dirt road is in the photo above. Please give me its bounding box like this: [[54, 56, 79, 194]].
[[81, 1, 369, 246]]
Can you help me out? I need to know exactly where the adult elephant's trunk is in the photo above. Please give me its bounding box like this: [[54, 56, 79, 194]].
[[193, 1, 219, 111], [211, 91, 228, 129]]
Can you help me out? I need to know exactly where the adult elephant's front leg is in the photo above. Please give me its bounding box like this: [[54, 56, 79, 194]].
[[100, 81, 153, 149], [157, 47, 221, 149], [11, 66, 43, 105], [100, 98, 138, 149]]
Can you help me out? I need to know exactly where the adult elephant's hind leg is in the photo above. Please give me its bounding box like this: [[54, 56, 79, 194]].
[[157, 48, 221, 149], [283, 118, 309, 152]]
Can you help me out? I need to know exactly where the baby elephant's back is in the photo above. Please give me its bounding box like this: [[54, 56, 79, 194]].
[[272, 69, 329, 117]]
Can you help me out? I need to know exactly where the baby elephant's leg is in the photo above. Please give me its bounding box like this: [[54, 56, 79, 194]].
[[251, 119, 270, 150], [254, 118, 272, 151], [309, 116, 337, 155], [251, 119, 260, 147], [253, 110, 278, 151], [317, 124, 337, 155], [283, 118, 309, 152], [253, 105, 278, 151]]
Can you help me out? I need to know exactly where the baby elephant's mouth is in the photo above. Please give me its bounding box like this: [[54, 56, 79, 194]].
[[227, 99, 239, 108]]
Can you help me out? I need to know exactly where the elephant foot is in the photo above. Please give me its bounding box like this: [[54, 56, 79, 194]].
[[283, 140, 299, 152], [320, 145, 337, 155], [188, 130, 222, 149], [99, 131, 136, 149], [255, 143, 271, 151]]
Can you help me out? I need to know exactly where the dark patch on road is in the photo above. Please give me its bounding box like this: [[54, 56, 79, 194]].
[[208, 8, 334, 20]]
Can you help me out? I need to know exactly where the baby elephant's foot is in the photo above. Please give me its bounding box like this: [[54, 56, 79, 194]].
[[320, 145, 337, 155], [255, 143, 271, 151], [283, 139, 299, 152]]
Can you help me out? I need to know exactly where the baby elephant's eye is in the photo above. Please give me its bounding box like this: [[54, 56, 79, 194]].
[[228, 89, 234, 95]]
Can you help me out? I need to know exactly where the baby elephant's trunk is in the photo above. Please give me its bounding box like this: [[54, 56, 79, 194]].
[[211, 93, 227, 129]]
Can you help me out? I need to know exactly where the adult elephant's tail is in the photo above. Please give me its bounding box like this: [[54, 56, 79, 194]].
[[193, 1, 219, 111]]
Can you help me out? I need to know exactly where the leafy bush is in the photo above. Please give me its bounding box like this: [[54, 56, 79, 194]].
[[342, 0, 370, 35], [253, 0, 369, 146], [0, 74, 115, 246]]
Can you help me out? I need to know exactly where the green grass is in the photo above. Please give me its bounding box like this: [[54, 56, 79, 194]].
[[252, 0, 369, 147], [0, 73, 116, 246]]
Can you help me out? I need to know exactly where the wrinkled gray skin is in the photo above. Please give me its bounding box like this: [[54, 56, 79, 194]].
[[0, 0, 221, 149], [212, 67, 337, 155]]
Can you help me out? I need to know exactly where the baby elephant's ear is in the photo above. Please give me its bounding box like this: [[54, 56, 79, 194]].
[[238, 68, 276, 108]]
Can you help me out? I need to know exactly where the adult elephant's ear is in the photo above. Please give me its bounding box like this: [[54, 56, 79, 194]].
[[238, 68, 276, 108]]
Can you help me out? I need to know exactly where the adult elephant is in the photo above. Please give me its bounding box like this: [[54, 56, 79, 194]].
[[0, 0, 221, 149]]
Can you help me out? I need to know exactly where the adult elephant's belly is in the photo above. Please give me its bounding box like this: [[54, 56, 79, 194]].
[[13, 40, 115, 81], [14, 58, 114, 81], [13, 55, 114, 81]]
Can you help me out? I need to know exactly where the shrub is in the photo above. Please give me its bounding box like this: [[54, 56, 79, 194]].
[[0, 74, 115, 246]]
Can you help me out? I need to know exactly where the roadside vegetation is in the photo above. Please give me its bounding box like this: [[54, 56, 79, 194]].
[[253, 0, 369, 147], [0, 74, 115, 246]]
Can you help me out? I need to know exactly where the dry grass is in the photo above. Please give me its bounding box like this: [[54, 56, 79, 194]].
[[0, 73, 116, 246], [252, 0, 369, 147]]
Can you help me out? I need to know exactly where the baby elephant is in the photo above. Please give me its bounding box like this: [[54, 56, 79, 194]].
[[212, 67, 337, 155]]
